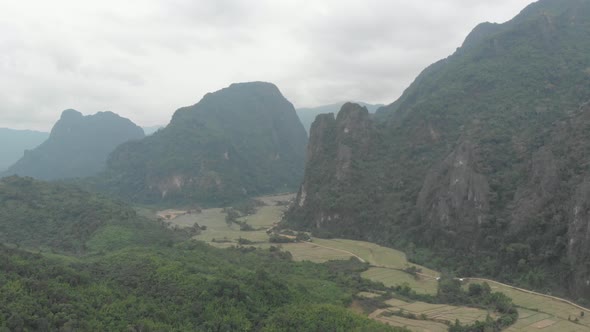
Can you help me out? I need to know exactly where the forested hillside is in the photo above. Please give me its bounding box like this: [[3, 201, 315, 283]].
[[101, 82, 308, 206], [0, 177, 403, 331], [1, 110, 144, 180], [0, 176, 182, 254], [286, 0, 590, 302]]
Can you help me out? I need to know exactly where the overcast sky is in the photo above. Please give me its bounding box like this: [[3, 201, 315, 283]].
[[0, 0, 534, 131]]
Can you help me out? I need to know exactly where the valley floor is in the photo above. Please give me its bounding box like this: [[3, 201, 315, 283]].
[[156, 194, 590, 332]]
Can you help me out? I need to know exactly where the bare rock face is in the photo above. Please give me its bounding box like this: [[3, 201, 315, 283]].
[[417, 141, 489, 248], [568, 178, 590, 298], [510, 147, 559, 230]]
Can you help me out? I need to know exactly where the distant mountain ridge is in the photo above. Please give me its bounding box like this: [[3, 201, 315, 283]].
[[101, 82, 308, 205], [297, 102, 383, 134], [1, 110, 144, 180], [286, 0, 590, 301], [0, 128, 48, 172]]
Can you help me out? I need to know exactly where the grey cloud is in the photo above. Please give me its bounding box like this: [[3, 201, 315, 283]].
[[0, 0, 533, 130]]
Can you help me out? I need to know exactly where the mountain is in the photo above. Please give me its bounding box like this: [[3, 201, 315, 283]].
[[297, 102, 383, 134], [286, 0, 590, 300], [0, 128, 48, 172], [101, 82, 308, 205], [1, 110, 145, 180]]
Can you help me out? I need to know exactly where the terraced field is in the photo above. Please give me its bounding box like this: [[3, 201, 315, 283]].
[[366, 297, 495, 331], [466, 280, 590, 331]]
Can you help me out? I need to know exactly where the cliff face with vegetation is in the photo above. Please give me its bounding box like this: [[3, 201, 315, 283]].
[[102, 82, 308, 205], [296, 102, 382, 134], [286, 0, 590, 301], [1, 110, 144, 180]]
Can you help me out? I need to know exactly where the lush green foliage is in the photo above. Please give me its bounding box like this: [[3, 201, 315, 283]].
[[287, 0, 590, 300], [1, 110, 144, 180], [262, 304, 400, 332], [0, 176, 182, 254], [0, 178, 403, 331], [0, 243, 407, 331], [99, 82, 308, 206]]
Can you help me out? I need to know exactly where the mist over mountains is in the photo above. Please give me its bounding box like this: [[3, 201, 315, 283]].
[[0, 128, 48, 172]]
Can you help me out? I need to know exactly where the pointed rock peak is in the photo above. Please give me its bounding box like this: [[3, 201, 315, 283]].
[[336, 102, 370, 122], [335, 103, 372, 136]]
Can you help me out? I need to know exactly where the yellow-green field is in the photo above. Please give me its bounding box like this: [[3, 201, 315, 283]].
[[382, 298, 495, 324], [374, 313, 449, 332], [157, 196, 590, 332], [168, 194, 292, 245], [362, 267, 438, 295], [368, 297, 495, 331], [504, 307, 589, 331]]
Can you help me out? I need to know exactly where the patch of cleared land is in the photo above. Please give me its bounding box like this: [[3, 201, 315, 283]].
[[167, 194, 293, 246], [383, 298, 495, 324], [157, 195, 590, 331], [372, 310, 448, 332], [312, 238, 438, 274], [368, 297, 495, 331], [362, 268, 438, 295]]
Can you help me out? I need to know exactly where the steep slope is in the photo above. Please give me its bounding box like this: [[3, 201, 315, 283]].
[[102, 82, 308, 205], [1, 110, 144, 180], [0, 128, 48, 172], [286, 0, 590, 300], [297, 102, 383, 134]]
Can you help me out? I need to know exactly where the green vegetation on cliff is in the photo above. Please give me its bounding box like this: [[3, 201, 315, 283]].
[[287, 0, 590, 302], [297, 102, 383, 134], [100, 82, 308, 206]]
